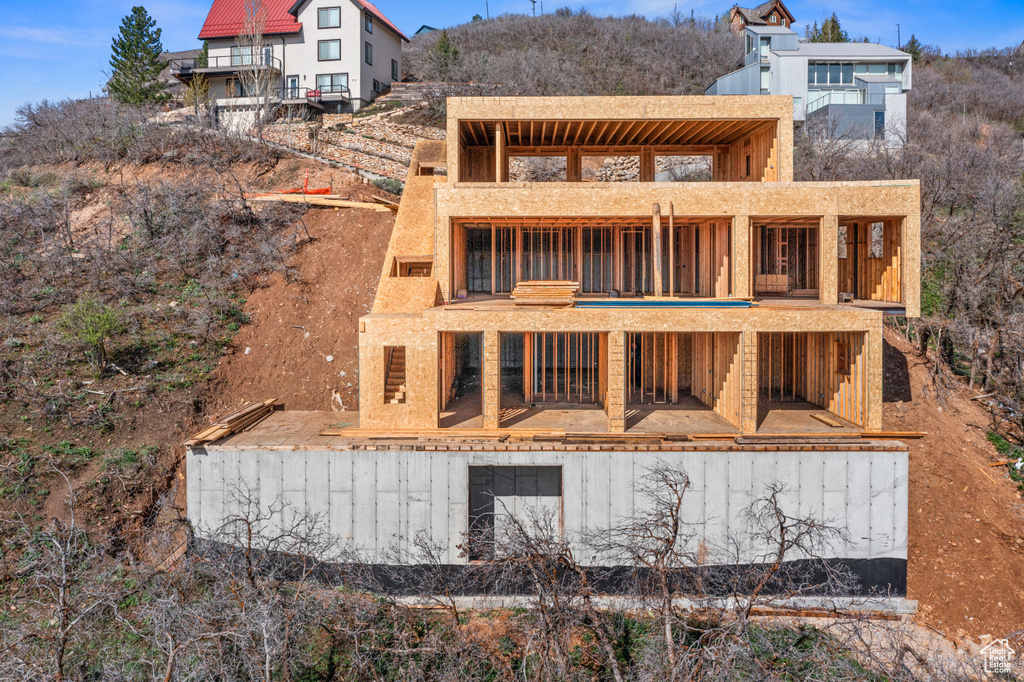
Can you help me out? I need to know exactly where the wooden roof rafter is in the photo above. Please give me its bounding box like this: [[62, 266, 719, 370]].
[[661, 119, 714, 146], [684, 119, 745, 145], [651, 120, 696, 146], [643, 120, 677, 146], [462, 121, 480, 146], [589, 120, 612, 146], [458, 117, 777, 148], [720, 119, 773, 145], [626, 120, 660, 146]]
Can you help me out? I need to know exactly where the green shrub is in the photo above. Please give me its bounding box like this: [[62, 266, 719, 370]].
[[57, 297, 124, 370], [372, 177, 404, 196], [987, 432, 1024, 496]]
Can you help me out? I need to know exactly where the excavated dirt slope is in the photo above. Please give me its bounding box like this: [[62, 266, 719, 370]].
[[206, 186, 394, 415], [884, 331, 1024, 640]]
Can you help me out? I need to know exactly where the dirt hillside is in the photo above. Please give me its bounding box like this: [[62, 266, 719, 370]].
[[206, 188, 394, 415], [885, 331, 1024, 640]]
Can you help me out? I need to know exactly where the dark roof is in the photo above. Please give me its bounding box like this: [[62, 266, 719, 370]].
[[198, 0, 301, 39], [731, 0, 794, 26], [414, 24, 438, 36], [158, 49, 204, 86]]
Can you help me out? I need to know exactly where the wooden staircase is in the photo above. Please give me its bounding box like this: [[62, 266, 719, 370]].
[[385, 347, 407, 404]]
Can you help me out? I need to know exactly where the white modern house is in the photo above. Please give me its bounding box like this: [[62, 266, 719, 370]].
[[172, 0, 407, 125], [707, 23, 912, 145]]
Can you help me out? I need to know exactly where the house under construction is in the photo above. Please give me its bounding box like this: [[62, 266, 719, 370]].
[[186, 96, 920, 604]]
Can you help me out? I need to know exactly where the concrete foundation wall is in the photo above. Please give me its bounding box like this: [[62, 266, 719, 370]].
[[187, 446, 908, 584]]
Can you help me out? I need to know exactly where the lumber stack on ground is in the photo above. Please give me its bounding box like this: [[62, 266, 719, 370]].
[[244, 195, 392, 212], [511, 280, 580, 307], [184, 398, 277, 446], [371, 194, 400, 212]]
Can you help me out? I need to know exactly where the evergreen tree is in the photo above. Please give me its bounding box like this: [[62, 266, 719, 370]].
[[427, 30, 462, 81], [108, 6, 168, 105], [808, 13, 849, 43], [196, 40, 209, 68], [903, 34, 923, 63]]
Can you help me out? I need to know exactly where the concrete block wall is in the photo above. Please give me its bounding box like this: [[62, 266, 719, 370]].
[[188, 445, 909, 593]]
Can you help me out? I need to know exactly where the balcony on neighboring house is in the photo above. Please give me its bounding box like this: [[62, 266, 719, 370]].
[[806, 75, 903, 140], [279, 84, 351, 109], [169, 52, 282, 81]]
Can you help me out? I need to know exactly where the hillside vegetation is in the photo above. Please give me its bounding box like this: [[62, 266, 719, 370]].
[[402, 10, 742, 122], [0, 11, 1022, 681]]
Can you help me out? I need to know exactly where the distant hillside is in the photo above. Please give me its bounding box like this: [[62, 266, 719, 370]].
[[403, 10, 743, 98]]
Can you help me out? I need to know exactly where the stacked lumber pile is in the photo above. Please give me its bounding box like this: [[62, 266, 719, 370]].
[[511, 281, 579, 307], [243, 195, 392, 212], [183, 398, 277, 446]]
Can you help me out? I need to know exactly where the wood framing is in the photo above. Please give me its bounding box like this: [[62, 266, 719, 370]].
[[359, 95, 920, 436]]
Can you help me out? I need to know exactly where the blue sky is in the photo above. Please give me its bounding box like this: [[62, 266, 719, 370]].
[[2, 0, 1023, 127]]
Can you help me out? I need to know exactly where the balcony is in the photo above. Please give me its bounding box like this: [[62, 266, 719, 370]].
[[279, 84, 351, 108], [169, 54, 281, 79]]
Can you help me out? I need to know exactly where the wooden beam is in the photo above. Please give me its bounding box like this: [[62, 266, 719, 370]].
[[669, 203, 675, 297], [495, 122, 507, 183], [652, 203, 663, 296], [640, 146, 655, 182]]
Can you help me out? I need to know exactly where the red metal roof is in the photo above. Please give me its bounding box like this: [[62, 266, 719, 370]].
[[356, 0, 409, 42], [198, 0, 302, 39], [284, 0, 408, 41]]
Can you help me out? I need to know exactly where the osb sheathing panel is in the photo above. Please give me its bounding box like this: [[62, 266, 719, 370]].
[[409, 139, 447, 176], [373, 278, 441, 315], [740, 331, 758, 434], [446, 96, 796, 185], [819, 215, 839, 306], [902, 213, 921, 317], [607, 331, 626, 432], [733, 216, 752, 298], [358, 325, 440, 430], [364, 305, 881, 336], [483, 330, 500, 428], [431, 181, 920, 303], [866, 317, 883, 431], [370, 173, 444, 315]]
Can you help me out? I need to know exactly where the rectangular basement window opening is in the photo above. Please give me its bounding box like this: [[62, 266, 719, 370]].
[[384, 346, 406, 404], [391, 256, 433, 277], [468, 466, 562, 561]]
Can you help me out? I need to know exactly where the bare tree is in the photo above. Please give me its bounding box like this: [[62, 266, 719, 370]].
[[0, 467, 122, 681], [583, 463, 698, 676], [237, 0, 278, 139]]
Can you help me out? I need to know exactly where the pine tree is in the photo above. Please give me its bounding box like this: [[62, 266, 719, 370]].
[[903, 34, 923, 63], [807, 12, 849, 43], [108, 6, 168, 105], [427, 30, 462, 81]]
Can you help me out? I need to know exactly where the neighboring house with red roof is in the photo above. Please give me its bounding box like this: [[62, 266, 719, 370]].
[[170, 0, 407, 122]]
